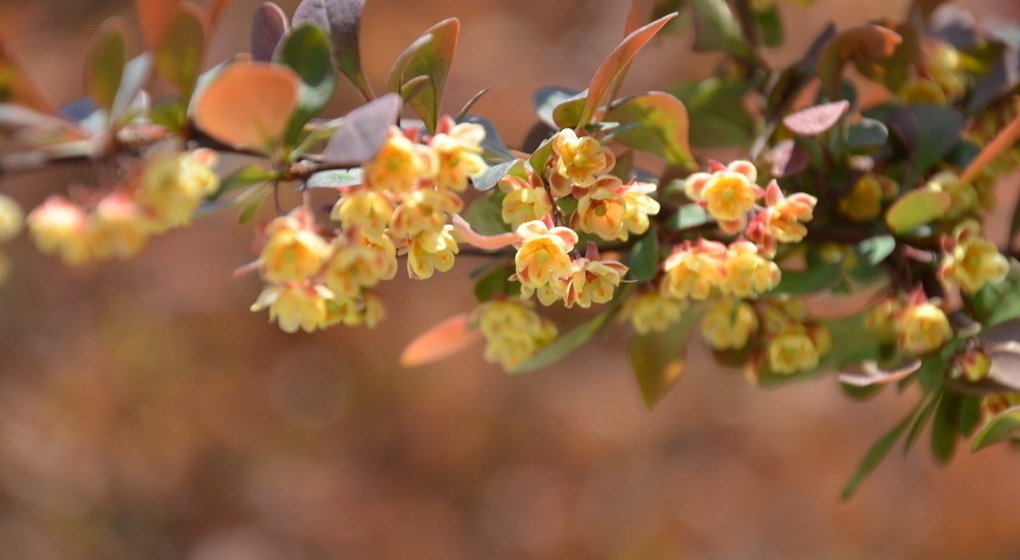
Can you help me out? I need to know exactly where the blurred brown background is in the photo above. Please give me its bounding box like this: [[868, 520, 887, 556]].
[[2, 0, 1020, 558]]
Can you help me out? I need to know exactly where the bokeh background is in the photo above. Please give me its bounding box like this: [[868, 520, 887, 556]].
[[1, 0, 1020, 558]]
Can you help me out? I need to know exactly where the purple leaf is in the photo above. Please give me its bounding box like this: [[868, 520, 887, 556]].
[[251, 2, 288, 62], [322, 93, 401, 166]]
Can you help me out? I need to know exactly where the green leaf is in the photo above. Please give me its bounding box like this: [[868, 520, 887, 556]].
[[528, 136, 555, 175], [292, 0, 373, 100], [932, 390, 962, 463], [84, 17, 128, 114], [967, 260, 1020, 326], [605, 92, 693, 166], [886, 103, 965, 185], [857, 235, 896, 265], [841, 407, 915, 500], [627, 232, 660, 281], [884, 188, 951, 234], [209, 163, 277, 199], [276, 22, 337, 144], [305, 168, 362, 188], [237, 184, 273, 224], [959, 394, 982, 437], [670, 78, 754, 148], [663, 204, 709, 230], [766, 263, 842, 296], [689, 0, 754, 60], [462, 191, 510, 235], [754, 3, 783, 48], [155, 4, 206, 106], [629, 306, 700, 408], [846, 118, 889, 151], [387, 18, 460, 133], [533, 86, 581, 128], [514, 309, 616, 374], [972, 405, 1020, 452], [904, 391, 941, 452], [473, 266, 517, 302], [472, 160, 518, 192], [250, 2, 289, 62]]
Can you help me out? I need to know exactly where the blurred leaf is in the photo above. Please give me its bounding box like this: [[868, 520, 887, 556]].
[[206, 0, 235, 30], [754, 3, 783, 48], [251, 2, 289, 62], [846, 118, 888, 151], [818, 25, 902, 101], [884, 188, 951, 234], [113, 54, 154, 125], [461, 114, 515, 161], [886, 103, 964, 185], [472, 160, 518, 192], [932, 390, 962, 463], [305, 168, 362, 188], [401, 313, 483, 367], [987, 342, 1020, 392], [473, 266, 518, 302], [533, 86, 581, 129], [967, 41, 1018, 115], [462, 191, 511, 235], [764, 24, 835, 120], [84, 16, 127, 114], [630, 307, 699, 408], [210, 163, 277, 199], [293, 0, 372, 100], [857, 235, 896, 265], [851, 19, 920, 93], [967, 260, 1020, 326], [454, 88, 487, 122], [156, 3, 206, 105], [577, 12, 678, 130], [768, 139, 809, 178], [276, 22, 337, 143], [960, 110, 1020, 185], [387, 18, 459, 133], [960, 394, 982, 436], [663, 203, 709, 230], [237, 184, 272, 224], [689, 0, 753, 60], [321, 92, 401, 166], [627, 232, 660, 281], [841, 406, 915, 500], [605, 91, 693, 166], [136, 0, 178, 50], [671, 78, 753, 147], [972, 405, 1020, 452], [528, 136, 555, 175], [194, 61, 299, 150], [514, 309, 616, 374], [903, 391, 941, 452], [782, 100, 849, 137], [766, 263, 842, 296]]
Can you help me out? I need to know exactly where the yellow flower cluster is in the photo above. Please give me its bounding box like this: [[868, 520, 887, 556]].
[[471, 299, 557, 371], [622, 292, 688, 334], [938, 220, 1009, 295], [249, 207, 394, 333], [26, 149, 219, 265], [661, 239, 780, 301], [896, 300, 952, 355], [701, 299, 758, 350], [0, 193, 23, 283], [757, 299, 831, 375]]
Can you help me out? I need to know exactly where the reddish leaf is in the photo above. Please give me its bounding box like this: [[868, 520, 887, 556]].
[[851, 19, 921, 92], [155, 2, 207, 103], [293, 0, 372, 100], [576, 12, 678, 130], [768, 139, 809, 177], [387, 18, 460, 134], [84, 16, 129, 113], [251, 2, 289, 62], [818, 25, 902, 100], [625, 0, 652, 36], [605, 91, 693, 165], [193, 61, 299, 150], [136, 0, 179, 50], [783, 100, 849, 136], [400, 313, 482, 367], [322, 92, 401, 166]]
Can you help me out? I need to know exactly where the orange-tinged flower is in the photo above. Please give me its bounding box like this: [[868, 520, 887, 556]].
[[722, 240, 781, 298], [501, 179, 553, 230], [259, 208, 330, 284], [897, 302, 952, 354], [429, 118, 486, 191], [763, 181, 816, 243], [571, 176, 628, 241], [513, 219, 578, 289], [407, 225, 458, 279], [549, 128, 615, 196], [362, 126, 436, 193], [702, 300, 758, 350], [620, 181, 660, 237], [623, 292, 688, 334], [89, 193, 151, 259], [939, 220, 1008, 294], [766, 324, 824, 374], [839, 174, 883, 222], [26, 196, 92, 265], [323, 230, 397, 297], [563, 257, 628, 309], [0, 193, 23, 242], [389, 189, 463, 239], [331, 190, 394, 236], [692, 160, 762, 223], [250, 281, 333, 333], [471, 299, 557, 371], [661, 239, 727, 301]]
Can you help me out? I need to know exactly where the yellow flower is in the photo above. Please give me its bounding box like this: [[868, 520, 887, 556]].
[[897, 302, 952, 354], [331, 190, 394, 236], [362, 126, 436, 193], [323, 231, 397, 297], [429, 119, 486, 191], [259, 208, 330, 284], [388, 188, 463, 240], [89, 193, 151, 259], [839, 174, 883, 221], [928, 41, 967, 101], [926, 171, 977, 221], [549, 128, 615, 196], [0, 193, 23, 242], [661, 240, 727, 301], [137, 149, 219, 231], [623, 292, 688, 334], [471, 299, 557, 371], [513, 220, 577, 289], [702, 300, 758, 350], [865, 296, 902, 341], [407, 225, 458, 279], [520, 276, 568, 306], [759, 298, 808, 334], [938, 220, 1008, 294], [766, 324, 824, 374], [700, 171, 759, 222], [563, 257, 628, 309], [26, 196, 92, 265], [763, 181, 816, 243], [500, 178, 553, 230], [620, 181, 660, 237], [571, 176, 628, 241], [250, 281, 334, 333], [721, 240, 780, 298]]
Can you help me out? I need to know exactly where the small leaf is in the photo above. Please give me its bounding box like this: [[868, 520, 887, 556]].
[[630, 307, 699, 408], [321, 92, 401, 166], [627, 232, 660, 281], [251, 2, 289, 62], [754, 3, 783, 48], [387, 18, 460, 133], [155, 3, 207, 105], [846, 118, 889, 151], [462, 191, 511, 236], [766, 263, 842, 296], [663, 203, 709, 230], [305, 168, 362, 188], [689, 0, 754, 60], [514, 309, 616, 374], [605, 91, 693, 166], [886, 103, 965, 185], [84, 16, 128, 113], [782, 100, 849, 137], [210, 163, 277, 199], [972, 405, 1020, 452], [293, 0, 372, 100], [904, 391, 941, 452], [818, 25, 902, 101], [528, 136, 555, 175], [400, 312, 483, 367], [671, 78, 754, 148], [767, 139, 810, 178], [857, 235, 896, 265], [276, 22, 337, 143], [576, 12, 678, 130], [841, 407, 915, 499], [471, 160, 517, 192], [194, 61, 299, 150], [884, 188, 951, 234], [839, 359, 921, 388], [533, 86, 581, 129], [851, 19, 921, 93], [461, 114, 515, 162]]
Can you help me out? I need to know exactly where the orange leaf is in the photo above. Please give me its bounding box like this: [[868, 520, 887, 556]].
[[0, 36, 55, 113], [206, 0, 236, 31], [624, 0, 652, 36], [136, 0, 180, 50], [961, 102, 1020, 185], [577, 11, 678, 130], [193, 61, 299, 149], [400, 313, 483, 367]]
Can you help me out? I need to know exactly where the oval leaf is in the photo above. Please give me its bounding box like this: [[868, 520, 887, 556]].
[[605, 91, 693, 166], [293, 0, 372, 100], [782, 100, 849, 136], [387, 18, 459, 133], [972, 405, 1020, 452], [886, 103, 965, 185], [627, 232, 660, 281], [136, 0, 178, 50], [629, 307, 698, 408], [276, 22, 337, 142], [156, 3, 207, 104], [251, 2, 289, 62], [194, 61, 299, 150], [84, 17, 128, 113], [322, 92, 401, 166], [513, 309, 615, 374], [768, 139, 809, 177], [400, 312, 483, 367], [884, 188, 951, 233]]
